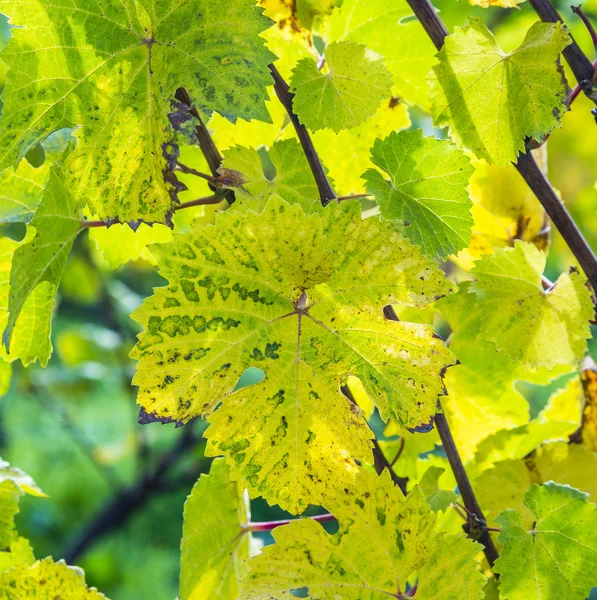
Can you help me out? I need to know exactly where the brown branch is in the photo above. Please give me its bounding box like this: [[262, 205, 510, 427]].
[[435, 410, 499, 568], [268, 64, 336, 205], [527, 0, 596, 97], [572, 5, 597, 52], [62, 425, 203, 563]]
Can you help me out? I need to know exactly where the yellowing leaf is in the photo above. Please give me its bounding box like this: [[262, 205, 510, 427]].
[[577, 357, 597, 451], [290, 42, 393, 132], [429, 20, 571, 166], [326, 0, 437, 108], [470, 241, 593, 369], [180, 459, 253, 600], [131, 199, 455, 512], [0, 558, 109, 599], [363, 129, 474, 259], [495, 483, 597, 600], [241, 470, 486, 600], [0, 0, 275, 224], [219, 139, 320, 212], [3, 167, 80, 363]]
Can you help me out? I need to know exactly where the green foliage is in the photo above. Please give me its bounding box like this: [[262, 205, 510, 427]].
[[290, 41, 393, 132], [363, 129, 474, 259], [0, 0, 596, 597], [495, 483, 597, 600], [242, 469, 486, 599], [429, 20, 571, 165], [0, 0, 274, 224]]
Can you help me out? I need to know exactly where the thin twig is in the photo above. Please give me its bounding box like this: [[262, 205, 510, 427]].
[[176, 162, 218, 184], [571, 5, 597, 53], [62, 425, 202, 563], [372, 439, 408, 495], [336, 193, 373, 202], [247, 513, 336, 532], [389, 437, 405, 468], [527, 0, 596, 94], [268, 64, 336, 205], [435, 410, 499, 568]]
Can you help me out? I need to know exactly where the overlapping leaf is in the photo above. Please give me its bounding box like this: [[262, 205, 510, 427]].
[[241, 469, 485, 599], [0, 0, 275, 224], [3, 167, 80, 362], [363, 129, 474, 259], [326, 0, 437, 108], [290, 41, 393, 132], [470, 241, 594, 369], [180, 458, 253, 600], [495, 483, 597, 600], [219, 139, 320, 211], [429, 20, 571, 166], [131, 198, 455, 512]]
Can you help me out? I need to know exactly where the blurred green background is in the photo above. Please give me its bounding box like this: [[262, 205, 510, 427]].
[[1, 0, 597, 597]]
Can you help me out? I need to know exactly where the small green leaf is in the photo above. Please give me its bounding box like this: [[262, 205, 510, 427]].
[[241, 469, 486, 600], [290, 41, 393, 132], [428, 20, 571, 166], [418, 465, 458, 512], [364, 129, 474, 259], [495, 483, 597, 600], [470, 241, 594, 369], [2, 167, 80, 363]]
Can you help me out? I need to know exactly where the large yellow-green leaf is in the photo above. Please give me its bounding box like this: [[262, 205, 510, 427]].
[[363, 129, 474, 259], [0, 0, 275, 224], [131, 198, 455, 512], [326, 0, 437, 108], [290, 41, 393, 132], [241, 469, 486, 599], [0, 558, 109, 599], [219, 139, 320, 212], [429, 20, 571, 166], [180, 458, 252, 600], [2, 167, 80, 363], [494, 483, 597, 600], [470, 241, 593, 369]]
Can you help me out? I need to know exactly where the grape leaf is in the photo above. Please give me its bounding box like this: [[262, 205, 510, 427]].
[[241, 469, 486, 599], [131, 198, 455, 512], [0, 558, 108, 599], [577, 357, 597, 451], [3, 167, 80, 359], [470, 241, 594, 369], [0, 0, 274, 224], [219, 139, 320, 212], [418, 465, 458, 512], [326, 0, 437, 108], [495, 483, 597, 600], [428, 20, 571, 166], [180, 458, 253, 600], [363, 129, 474, 259], [0, 537, 34, 574], [290, 41, 393, 132]]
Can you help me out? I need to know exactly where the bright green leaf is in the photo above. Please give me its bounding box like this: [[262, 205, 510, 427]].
[[418, 465, 458, 512], [131, 198, 455, 512], [428, 20, 571, 166], [3, 167, 80, 362], [241, 469, 486, 599], [495, 483, 597, 600], [0, 0, 274, 224], [290, 41, 393, 132], [180, 458, 252, 600], [470, 241, 593, 369], [363, 129, 474, 259]]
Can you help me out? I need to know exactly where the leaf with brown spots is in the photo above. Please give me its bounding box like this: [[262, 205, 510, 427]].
[[131, 198, 455, 512]]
